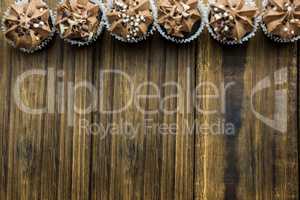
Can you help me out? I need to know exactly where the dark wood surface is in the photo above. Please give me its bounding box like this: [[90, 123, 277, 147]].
[[0, 0, 299, 199]]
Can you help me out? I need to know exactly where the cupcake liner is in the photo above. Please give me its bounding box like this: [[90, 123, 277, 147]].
[[1, 0, 56, 53], [102, 0, 156, 43], [260, 0, 300, 43], [207, 0, 260, 45], [153, 0, 208, 43], [55, 0, 105, 46]]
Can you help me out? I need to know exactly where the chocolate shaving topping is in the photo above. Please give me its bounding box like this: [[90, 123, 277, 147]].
[[209, 0, 257, 41], [106, 0, 153, 41], [263, 0, 300, 39], [3, 0, 53, 49], [157, 0, 202, 38], [56, 0, 101, 41]]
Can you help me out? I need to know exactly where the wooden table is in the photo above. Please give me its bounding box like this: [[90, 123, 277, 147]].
[[0, 0, 299, 199]]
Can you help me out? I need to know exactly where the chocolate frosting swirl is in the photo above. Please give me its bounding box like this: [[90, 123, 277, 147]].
[[56, 0, 101, 41], [106, 0, 154, 41], [3, 0, 53, 49], [157, 0, 202, 38], [263, 0, 300, 39], [209, 0, 257, 41]]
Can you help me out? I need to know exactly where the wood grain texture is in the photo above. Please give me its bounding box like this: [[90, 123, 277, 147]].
[[0, 0, 299, 198], [195, 30, 299, 200]]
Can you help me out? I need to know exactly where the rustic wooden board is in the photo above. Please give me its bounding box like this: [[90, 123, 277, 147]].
[[0, 0, 299, 199]]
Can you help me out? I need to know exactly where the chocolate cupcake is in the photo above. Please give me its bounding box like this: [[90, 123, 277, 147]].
[[261, 0, 300, 42], [2, 0, 55, 52], [208, 0, 259, 44], [56, 0, 104, 45], [155, 0, 207, 43], [104, 0, 155, 42]]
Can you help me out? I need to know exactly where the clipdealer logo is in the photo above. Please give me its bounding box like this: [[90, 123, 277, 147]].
[[12, 67, 288, 134], [250, 67, 288, 133]]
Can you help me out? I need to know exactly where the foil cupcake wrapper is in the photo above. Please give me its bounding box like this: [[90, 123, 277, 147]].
[[55, 0, 105, 46], [260, 0, 300, 43], [1, 0, 56, 53], [153, 0, 208, 43], [207, 0, 260, 45], [102, 0, 156, 43]]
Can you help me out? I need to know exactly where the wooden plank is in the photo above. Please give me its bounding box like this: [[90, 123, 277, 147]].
[[39, 37, 62, 200], [174, 43, 196, 200], [141, 35, 165, 200], [108, 39, 152, 200], [195, 30, 299, 200], [71, 46, 94, 200], [195, 32, 228, 200], [0, 0, 11, 197], [55, 43, 76, 200], [244, 34, 298, 200], [90, 32, 115, 200], [6, 50, 47, 200], [0, 2, 11, 199], [159, 41, 178, 200]]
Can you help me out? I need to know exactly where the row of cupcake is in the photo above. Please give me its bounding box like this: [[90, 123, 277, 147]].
[[2, 0, 300, 52]]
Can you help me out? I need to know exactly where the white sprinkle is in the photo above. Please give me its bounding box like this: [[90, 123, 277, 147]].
[[287, 6, 292, 11], [229, 15, 234, 20], [283, 27, 288, 32], [273, 7, 277, 10], [214, 14, 221, 20], [290, 19, 295, 23], [33, 23, 39, 28], [39, 21, 44, 26], [223, 12, 228, 17], [224, 26, 229, 31], [291, 30, 295, 34], [214, 7, 218, 11]]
